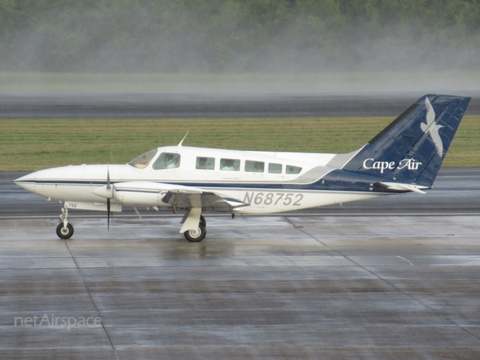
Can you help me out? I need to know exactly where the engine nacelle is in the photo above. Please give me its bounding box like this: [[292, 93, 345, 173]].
[[112, 182, 169, 207]]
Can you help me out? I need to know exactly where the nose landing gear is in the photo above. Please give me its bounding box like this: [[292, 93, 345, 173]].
[[56, 207, 74, 239]]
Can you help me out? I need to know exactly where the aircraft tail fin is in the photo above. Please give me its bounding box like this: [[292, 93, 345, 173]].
[[339, 94, 471, 187]]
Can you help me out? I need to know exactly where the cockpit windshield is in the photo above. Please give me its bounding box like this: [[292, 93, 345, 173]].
[[127, 149, 158, 169]]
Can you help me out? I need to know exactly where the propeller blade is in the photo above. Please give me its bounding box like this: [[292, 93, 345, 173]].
[[107, 198, 110, 231], [107, 168, 111, 230], [107, 167, 111, 189]]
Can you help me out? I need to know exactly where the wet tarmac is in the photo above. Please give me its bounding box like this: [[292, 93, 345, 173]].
[[1, 215, 480, 359], [1, 170, 480, 358]]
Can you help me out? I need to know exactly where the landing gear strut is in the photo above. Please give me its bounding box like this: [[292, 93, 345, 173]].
[[56, 207, 74, 239]]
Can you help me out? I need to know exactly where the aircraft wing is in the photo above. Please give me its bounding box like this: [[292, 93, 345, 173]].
[[113, 181, 249, 212], [162, 190, 249, 212]]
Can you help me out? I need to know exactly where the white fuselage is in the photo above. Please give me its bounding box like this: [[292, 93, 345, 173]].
[[16, 145, 385, 214]]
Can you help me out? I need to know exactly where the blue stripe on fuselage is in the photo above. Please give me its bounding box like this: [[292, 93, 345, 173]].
[[18, 169, 403, 193]]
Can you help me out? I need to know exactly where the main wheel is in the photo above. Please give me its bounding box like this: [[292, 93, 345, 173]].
[[184, 224, 206, 242], [56, 223, 74, 240]]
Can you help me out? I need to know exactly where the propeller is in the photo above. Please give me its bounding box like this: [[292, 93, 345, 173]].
[[91, 167, 115, 230], [106, 168, 111, 230]]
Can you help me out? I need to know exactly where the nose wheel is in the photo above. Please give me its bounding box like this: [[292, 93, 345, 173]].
[[57, 207, 74, 239], [56, 223, 74, 239]]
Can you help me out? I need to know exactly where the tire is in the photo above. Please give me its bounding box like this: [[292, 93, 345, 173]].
[[200, 215, 206, 227], [184, 224, 206, 242], [56, 223, 74, 240]]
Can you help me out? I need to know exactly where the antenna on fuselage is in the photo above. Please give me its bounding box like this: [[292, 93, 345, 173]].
[[178, 132, 189, 147]]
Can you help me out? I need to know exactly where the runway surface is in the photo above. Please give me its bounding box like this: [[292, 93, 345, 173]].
[[2, 215, 480, 358], [1, 91, 480, 118], [1, 169, 480, 359]]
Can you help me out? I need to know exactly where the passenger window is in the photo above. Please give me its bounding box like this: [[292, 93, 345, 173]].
[[153, 153, 181, 170], [220, 158, 240, 171], [196, 157, 215, 170], [245, 160, 264, 173], [268, 163, 282, 174], [286, 165, 302, 174]]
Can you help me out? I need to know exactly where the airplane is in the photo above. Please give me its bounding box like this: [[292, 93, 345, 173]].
[[14, 94, 470, 242]]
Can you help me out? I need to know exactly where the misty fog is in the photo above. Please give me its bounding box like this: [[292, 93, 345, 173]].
[[0, 1, 479, 92]]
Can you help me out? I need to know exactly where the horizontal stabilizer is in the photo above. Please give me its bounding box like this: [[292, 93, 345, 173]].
[[377, 182, 427, 194]]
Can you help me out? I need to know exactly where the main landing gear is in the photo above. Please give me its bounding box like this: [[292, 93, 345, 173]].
[[56, 207, 74, 240], [183, 215, 207, 242]]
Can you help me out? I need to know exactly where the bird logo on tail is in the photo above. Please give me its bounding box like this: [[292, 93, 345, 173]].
[[420, 98, 444, 157]]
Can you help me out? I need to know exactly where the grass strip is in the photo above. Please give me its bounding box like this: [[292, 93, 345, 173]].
[[1, 116, 479, 172]]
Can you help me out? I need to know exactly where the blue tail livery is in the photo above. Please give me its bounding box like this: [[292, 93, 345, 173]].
[[330, 94, 470, 191]]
